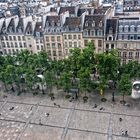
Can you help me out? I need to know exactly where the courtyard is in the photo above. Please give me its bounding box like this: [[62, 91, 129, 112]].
[[0, 90, 140, 140]]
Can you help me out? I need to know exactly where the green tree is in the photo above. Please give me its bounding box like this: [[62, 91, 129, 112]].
[[118, 74, 131, 104], [61, 72, 71, 94]]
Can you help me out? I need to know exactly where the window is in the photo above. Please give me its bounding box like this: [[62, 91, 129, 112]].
[[98, 40, 102, 47], [29, 45, 32, 48], [69, 42, 72, 47], [11, 42, 14, 48], [92, 21, 95, 27], [106, 44, 109, 49], [74, 42, 77, 47], [13, 36, 16, 41], [84, 30, 88, 36], [22, 36, 25, 41], [58, 43, 61, 48], [91, 30, 95, 36], [111, 44, 114, 49], [129, 52, 133, 58], [41, 45, 43, 50], [130, 35, 134, 40], [98, 30, 102, 36], [15, 43, 18, 48], [78, 42, 81, 47], [122, 59, 126, 64], [137, 36, 140, 40], [85, 21, 88, 27], [135, 52, 139, 58], [40, 39, 43, 43], [48, 50, 51, 56], [46, 37, 49, 42], [78, 35, 81, 39], [53, 50, 56, 56], [73, 35, 77, 39], [118, 35, 122, 40], [8, 49, 11, 54], [57, 36, 60, 41], [124, 25, 129, 32], [37, 45, 39, 50], [99, 21, 102, 27], [137, 25, 140, 32], [130, 25, 135, 32], [9, 36, 12, 41], [52, 43, 55, 47], [118, 52, 121, 57], [64, 35, 67, 39], [124, 43, 127, 48], [123, 52, 127, 58], [84, 40, 88, 46], [19, 42, 22, 48], [109, 36, 112, 41], [109, 27, 113, 34], [65, 42, 67, 47], [18, 36, 21, 41], [119, 25, 123, 32], [7, 42, 10, 48], [2, 42, 5, 47], [59, 51, 62, 56], [51, 36, 55, 42], [124, 35, 128, 40], [24, 43, 26, 48], [68, 35, 72, 39], [4, 49, 7, 54], [47, 43, 50, 48]]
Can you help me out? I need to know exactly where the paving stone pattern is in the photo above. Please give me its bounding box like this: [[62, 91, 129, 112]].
[[0, 93, 140, 140]]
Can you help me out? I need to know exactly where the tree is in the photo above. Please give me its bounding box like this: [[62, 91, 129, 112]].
[[60, 72, 71, 94], [118, 74, 131, 104], [96, 75, 108, 102], [44, 70, 55, 94], [79, 68, 91, 97]]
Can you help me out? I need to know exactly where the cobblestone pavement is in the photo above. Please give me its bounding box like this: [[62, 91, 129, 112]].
[[0, 91, 140, 140]]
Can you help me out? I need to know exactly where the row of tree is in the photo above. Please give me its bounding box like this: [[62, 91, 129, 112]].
[[0, 42, 139, 102]]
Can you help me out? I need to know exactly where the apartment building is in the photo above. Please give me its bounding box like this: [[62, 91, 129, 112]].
[[62, 16, 84, 58], [116, 18, 140, 64], [0, 16, 27, 55], [43, 15, 64, 60], [83, 14, 105, 53], [105, 18, 118, 53]]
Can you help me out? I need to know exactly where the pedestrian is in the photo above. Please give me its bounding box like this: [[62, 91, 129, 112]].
[[125, 131, 128, 136], [93, 104, 97, 109], [119, 118, 122, 122], [122, 131, 124, 136]]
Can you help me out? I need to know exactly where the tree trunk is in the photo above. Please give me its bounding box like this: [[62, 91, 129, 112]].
[[123, 93, 125, 102], [11, 84, 15, 92], [4, 82, 8, 92]]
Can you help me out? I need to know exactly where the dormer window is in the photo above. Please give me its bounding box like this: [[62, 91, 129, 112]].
[[75, 27, 79, 31], [119, 25, 123, 32], [99, 21, 102, 27], [85, 21, 88, 27], [36, 32, 40, 37], [109, 27, 113, 34], [57, 21, 60, 26], [137, 25, 140, 32], [46, 21, 49, 26], [92, 21, 95, 27], [124, 25, 129, 32], [51, 21, 55, 26], [130, 25, 135, 32]]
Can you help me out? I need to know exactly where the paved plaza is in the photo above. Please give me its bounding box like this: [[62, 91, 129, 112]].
[[0, 90, 140, 140]]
